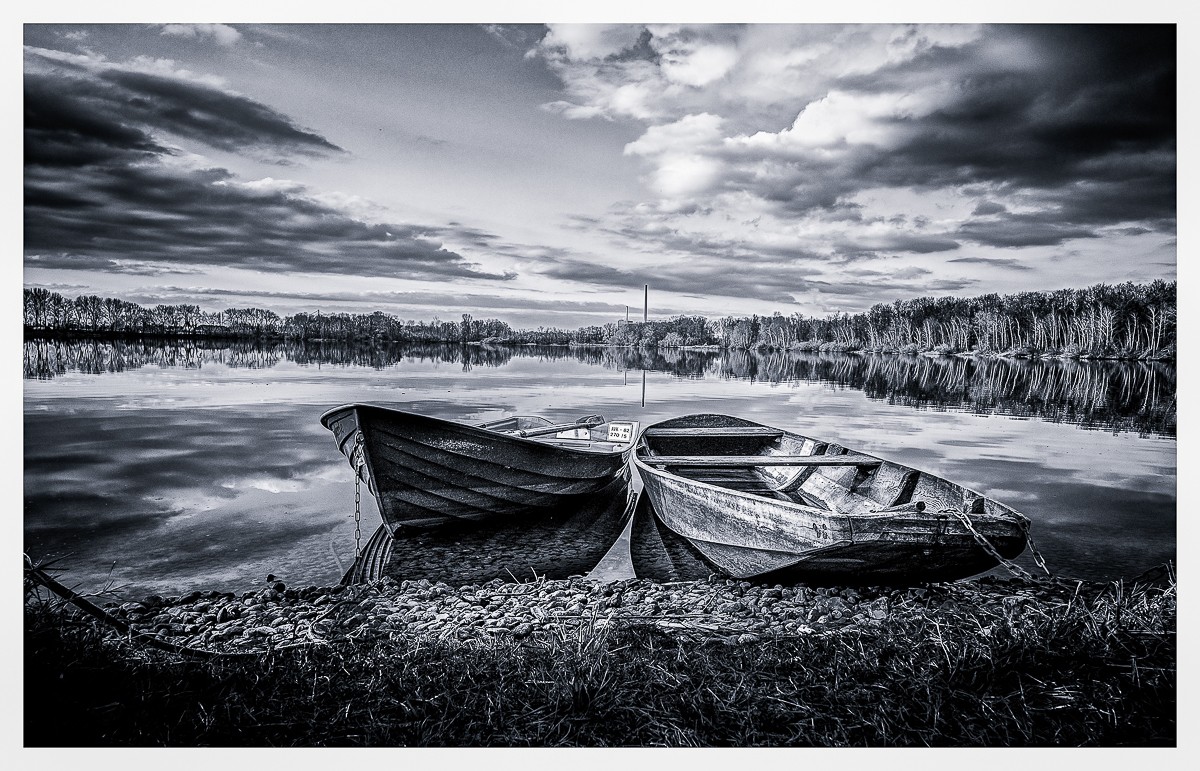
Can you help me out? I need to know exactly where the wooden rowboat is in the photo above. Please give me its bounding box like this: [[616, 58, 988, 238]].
[[321, 404, 639, 533], [633, 414, 1031, 584]]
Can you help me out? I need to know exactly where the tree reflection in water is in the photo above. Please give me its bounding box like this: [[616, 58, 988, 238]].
[[25, 338, 1174, 437]]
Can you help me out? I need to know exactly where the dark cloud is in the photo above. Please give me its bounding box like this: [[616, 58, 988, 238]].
[[98, 68, 342, 159], [956, 212, 1100, 248], [24, 73, 169, 168], [971, 200, 1007, 216], [836, 25, 1175, 224], [947, 256, 1034, 271], [135, 285, 631, 317], [535, 257, 974, 307], [23, 48, 515, 282], [25, 47, 342, 160], [832, 233, 960, 256]]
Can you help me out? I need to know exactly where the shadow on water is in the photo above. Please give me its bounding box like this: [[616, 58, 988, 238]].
[[25, 337, 1174, 437], [629, 493, 715, 583], [347, 471, 636, 585]]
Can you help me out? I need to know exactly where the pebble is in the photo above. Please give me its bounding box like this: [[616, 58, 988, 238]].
[[94, 574, 1110, 656]]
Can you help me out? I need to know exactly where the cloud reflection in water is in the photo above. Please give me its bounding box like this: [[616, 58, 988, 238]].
[[23, 342, 1175, 597]]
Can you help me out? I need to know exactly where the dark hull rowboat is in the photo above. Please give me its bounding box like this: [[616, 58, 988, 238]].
[[321, 404, 639, 534], [633, 414, 1031, 583]]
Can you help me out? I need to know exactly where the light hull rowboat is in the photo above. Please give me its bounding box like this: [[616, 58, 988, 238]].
[[633, 414, 1030, 584], [321, 404, 636, 534]]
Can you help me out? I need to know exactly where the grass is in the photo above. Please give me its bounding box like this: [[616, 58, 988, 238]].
[[24, 574, 1175, 747]]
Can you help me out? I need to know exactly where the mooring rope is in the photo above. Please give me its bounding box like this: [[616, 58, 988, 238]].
[[23, 555, 257, 660]]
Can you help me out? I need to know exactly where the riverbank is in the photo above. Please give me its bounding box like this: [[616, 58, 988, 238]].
[[25, 569, 1175, 747]]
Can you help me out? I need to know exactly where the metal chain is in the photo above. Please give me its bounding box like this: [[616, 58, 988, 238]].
[[351, 432, 364, 560], [1022, 519, 1053, 577], [943, 507, 1038, 581]]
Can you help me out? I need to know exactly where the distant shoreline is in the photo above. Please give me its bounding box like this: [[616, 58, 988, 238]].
[[24, 279, 1177, 362], [24, 330, 1176, 364]]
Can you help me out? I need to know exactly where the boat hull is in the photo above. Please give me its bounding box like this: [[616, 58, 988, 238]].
[[635, 414, 1030, 584], [322, 404, 634, 533]]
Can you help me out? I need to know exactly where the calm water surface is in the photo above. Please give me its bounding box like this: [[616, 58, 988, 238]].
[[23, 339, 1176, 597]]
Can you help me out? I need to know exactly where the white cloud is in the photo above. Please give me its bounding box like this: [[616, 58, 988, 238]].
[[159, 24, 242, 47], [540, 24, 643, 60], [656, 41, 738, 87], [624, 113, 725, 156], [24, 45, 230, 89]]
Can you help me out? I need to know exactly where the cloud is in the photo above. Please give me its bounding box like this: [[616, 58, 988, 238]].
[[480, 24, 545, 49], [533, 254, 973, 307], [955, 212, 1100, 248], [25, 47, 341, 161], [947, 256, 1034, 271], [159, 24, 242, 47], [23, 45, 517, 282], [540, 24, 647, 61], [129, 286, 632, 317], [533, 23, 1175, 295], [23, 157, 515, 280]]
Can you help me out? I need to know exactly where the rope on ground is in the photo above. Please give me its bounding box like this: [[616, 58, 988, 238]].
[[24, 555, 258, 661]]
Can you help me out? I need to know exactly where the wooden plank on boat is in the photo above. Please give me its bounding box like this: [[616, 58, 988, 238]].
[[644, 454, 881, 467], [641, 427, 785, 439]]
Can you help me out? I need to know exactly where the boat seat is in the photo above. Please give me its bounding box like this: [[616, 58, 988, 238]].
[[643, 454, 881, 468], [796, 471, 879, 516], [909, 474, 986, 513], [641, 427, 785, 439], [767, 441, 832, 492], [857, 462, 920, 508]]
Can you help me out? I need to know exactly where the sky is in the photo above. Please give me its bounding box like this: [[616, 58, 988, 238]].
[[21, 13, 1180, 330]]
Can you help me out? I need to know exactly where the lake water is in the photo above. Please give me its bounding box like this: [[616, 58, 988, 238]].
[[23, 338, 1176, 598]]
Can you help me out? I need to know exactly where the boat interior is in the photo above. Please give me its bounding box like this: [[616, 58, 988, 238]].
[[638, 420, 990, 517], [478, 415, 640, 455]]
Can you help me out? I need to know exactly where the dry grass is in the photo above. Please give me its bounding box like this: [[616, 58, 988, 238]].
[[24, 572, 1175, 747]]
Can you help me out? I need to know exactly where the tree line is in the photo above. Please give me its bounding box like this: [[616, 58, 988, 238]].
[[23, 279, 1175, 359]]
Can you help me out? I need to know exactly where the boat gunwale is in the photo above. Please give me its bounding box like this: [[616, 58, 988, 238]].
[[321, 402, 636, 459]]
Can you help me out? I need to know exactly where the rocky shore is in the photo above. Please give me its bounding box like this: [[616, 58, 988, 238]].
[[97, 571, 1161, 654], [27, 568, 1176, 746]]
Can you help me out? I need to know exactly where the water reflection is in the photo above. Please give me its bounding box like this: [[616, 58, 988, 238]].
[[629, 494, 713, 583], [724, 352, 1176, 438], [23, 403, 362, 596], [348, 472, 636, 585], [23, 337, 1175, 596], [26, 338, 1175, 437]]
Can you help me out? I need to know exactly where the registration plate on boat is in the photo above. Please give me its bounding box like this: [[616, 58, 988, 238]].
[[607, 422, 637, 442]]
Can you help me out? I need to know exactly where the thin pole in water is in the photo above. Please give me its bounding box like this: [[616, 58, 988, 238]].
[[644, 285, 648, 322]]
